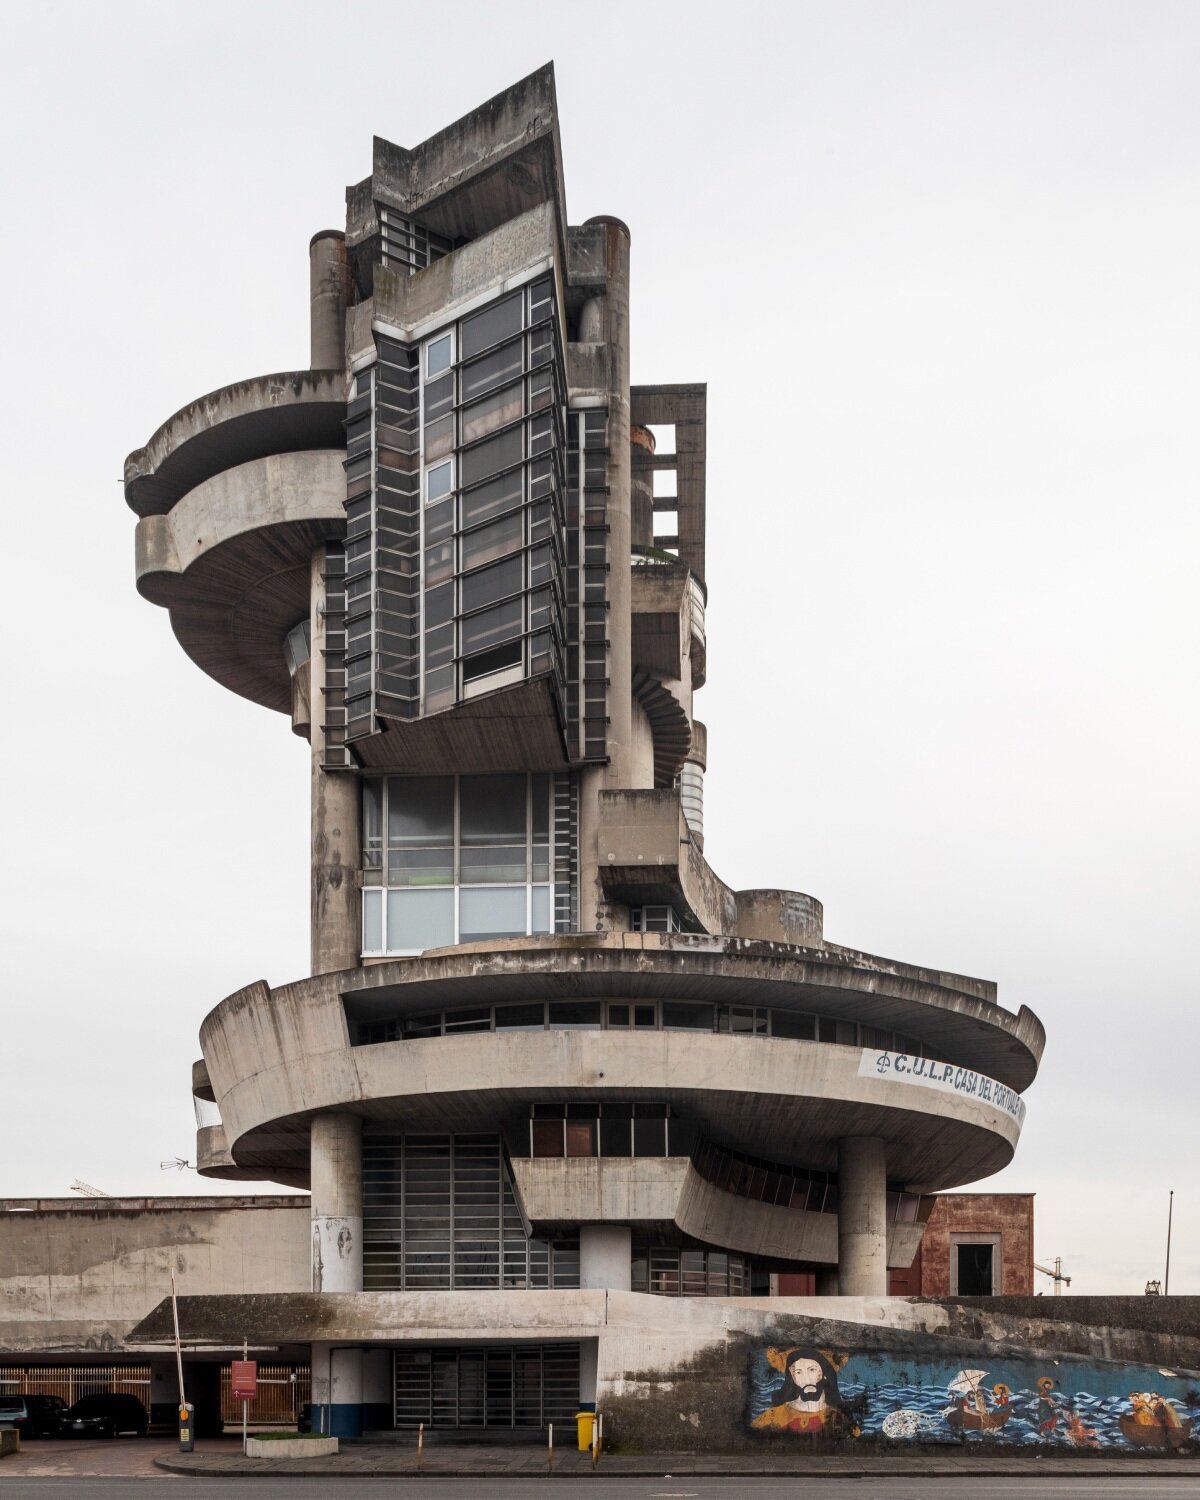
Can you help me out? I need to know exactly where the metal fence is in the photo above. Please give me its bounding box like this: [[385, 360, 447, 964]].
[[219, 1365, 310, 1426], [0, 1366, 151, 1405]]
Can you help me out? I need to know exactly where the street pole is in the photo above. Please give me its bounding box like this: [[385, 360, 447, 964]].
[[242, 1337, 248, 1456], [169, 1270, 185, 1403], [1165, 1189, 1174, 1295]]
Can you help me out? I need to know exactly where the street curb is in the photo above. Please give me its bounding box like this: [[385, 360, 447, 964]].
[[154, 1455, 1200, 1480]]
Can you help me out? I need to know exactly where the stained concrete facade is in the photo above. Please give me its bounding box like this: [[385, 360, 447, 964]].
[[66, 64, 1059, 1439]]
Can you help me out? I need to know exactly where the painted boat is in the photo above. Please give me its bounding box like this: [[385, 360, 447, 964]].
[[945, 1402, 1016, 1433], [1119, 1414, 1192, 1449]]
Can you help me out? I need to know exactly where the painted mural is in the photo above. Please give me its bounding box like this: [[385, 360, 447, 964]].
[[748, 1345, 1199, 1452]]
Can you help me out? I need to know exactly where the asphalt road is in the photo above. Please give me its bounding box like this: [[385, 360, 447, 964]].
[[3, 1480, 1200, 1498]]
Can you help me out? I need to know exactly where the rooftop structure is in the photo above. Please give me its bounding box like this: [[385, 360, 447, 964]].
[[121, 64, 1044, 1436]]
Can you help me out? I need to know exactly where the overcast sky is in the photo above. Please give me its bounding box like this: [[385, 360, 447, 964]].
[[1, 0, 1195, 1296]]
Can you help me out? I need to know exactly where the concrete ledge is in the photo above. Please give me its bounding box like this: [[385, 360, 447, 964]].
[[245, 1435, 337, 1458]]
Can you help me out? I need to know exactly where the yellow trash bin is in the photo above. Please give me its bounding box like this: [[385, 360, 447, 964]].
[[576, 1411, 595, 1451]]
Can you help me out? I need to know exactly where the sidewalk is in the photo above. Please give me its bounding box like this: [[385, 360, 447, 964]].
[[156, 1441, 1200, 1479]]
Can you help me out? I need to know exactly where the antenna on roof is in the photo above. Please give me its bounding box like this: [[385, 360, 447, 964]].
[[160, 1158, 195, 1172], [69, 1179, 110, 1198]]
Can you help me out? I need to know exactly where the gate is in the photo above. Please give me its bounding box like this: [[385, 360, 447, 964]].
[[393, 1343, 579, 1429], [219, 1364, 310, 1425]]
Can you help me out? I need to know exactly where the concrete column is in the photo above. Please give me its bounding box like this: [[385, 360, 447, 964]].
[[837, 1136, 888, 1296], [311, 1342, 364, 1438], [310, 549, 361, 975], [362, 1349, 392, 1432], [580, 1224, 632, 1291], [309, 230, 347, 371], [310, 1113, 363, 1293], [630, 424, 655, 550], [585, 216, 632, 794]]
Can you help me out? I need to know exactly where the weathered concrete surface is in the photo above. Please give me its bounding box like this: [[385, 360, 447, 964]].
[[123, 371, 345, 516], [246, 1434, 337, 1458], [0, 1197, 308, 1354]]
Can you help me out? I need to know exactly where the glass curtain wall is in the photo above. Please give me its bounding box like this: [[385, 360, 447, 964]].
[[362, 773, 553, 954]]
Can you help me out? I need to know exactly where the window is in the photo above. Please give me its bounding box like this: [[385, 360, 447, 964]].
[[361, 774, 554, 954], [631, 905, 680, 933], [426, 459, 454, 504], [426, 332, 453, 378]]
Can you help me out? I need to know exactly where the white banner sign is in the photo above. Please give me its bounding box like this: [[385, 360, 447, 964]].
[[857, 1050, 1026, 1127]]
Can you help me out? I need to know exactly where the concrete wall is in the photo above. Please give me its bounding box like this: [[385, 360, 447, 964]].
[[918, 1193, 1034, 1296], [0, 1197, 309, 1354]]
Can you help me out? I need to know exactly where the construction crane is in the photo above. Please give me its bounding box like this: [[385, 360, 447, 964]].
[[1034, 1256, 1071, 1294], [69, 1179, 109, 1199]]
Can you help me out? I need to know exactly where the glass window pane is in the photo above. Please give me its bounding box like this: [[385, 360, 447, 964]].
[[531, 883, 551, 934], [426, 333, 453, 377], [461, 294, 523, 360], [426, 460, 453, 502], [461, 597, 524, 653], [388, 846, 453, 886], [771, 1010, 816, 1041], [459, 885, 527, 941], [462, 340, 524, 401], [363, 889, 383, 951], [387, 777, 454, 846], [634, 1005, 657, 1028], [460, 845, 526, 883], [565, 1121, 595, 1157], [443, 1008, 492, 1033], [461, 510, 524, 571], [548, 1001, 601, 1030], [495, 1002, 545, 1031], [633, 1116, 666, 1155], [386, 887, 454, 950], [608, 1005, 630, 1027], [531, 1120, 564, 1156], [460, 775, 526, 844], [460, 426, 523, 489], [600, 1116, 632, 1156], [424, 413, 454, 462], [461, 554, 524, 614], [462, 383, 524, 445], [460, 468, 524, 528], [661, 1002, 713, 1031]]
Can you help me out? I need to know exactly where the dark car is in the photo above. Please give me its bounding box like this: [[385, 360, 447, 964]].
[[0, 1394, 68, 1437], [63, 1393, 148, 1439]]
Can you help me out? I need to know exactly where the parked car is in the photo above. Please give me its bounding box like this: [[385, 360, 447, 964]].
[[63, 1393, 148, 1439], [0, 1395, 68, 1437]]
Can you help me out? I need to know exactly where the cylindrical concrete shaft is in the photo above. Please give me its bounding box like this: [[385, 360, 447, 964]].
[[579, 1225, 632, 1291], [310, 550, 361, 975], [310, 1113, 363, 1293], [837, 1136, 888, 1296], [311, 1341, 364, 1437], [309, 231, 347, 371]]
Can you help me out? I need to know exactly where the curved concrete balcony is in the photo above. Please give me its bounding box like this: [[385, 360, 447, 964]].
[[197, 937, 1041, 1194], [134, 450, 345, 712], [123, 370, 346, 517], [506, 1156, 924, 1270]]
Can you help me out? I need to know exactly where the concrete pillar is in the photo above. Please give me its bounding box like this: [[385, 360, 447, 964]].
[[310, 1113, 363, 1293], [580, 1224, 632, 1291], [585, 216, 633, 795], [309, 230, 347, 371], [362, 1349, 391, 1432], [311, 1342, 364, 1438], [837, 1136, 888, 1296], [310, 549, 361, 975], [630, 423, 655, 550]]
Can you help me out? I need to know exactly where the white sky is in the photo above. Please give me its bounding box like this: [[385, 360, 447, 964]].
[[1, 0, 1196, 1296]]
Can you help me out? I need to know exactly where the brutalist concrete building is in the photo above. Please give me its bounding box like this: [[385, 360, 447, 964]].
[[117, 66, 1045, 1436]]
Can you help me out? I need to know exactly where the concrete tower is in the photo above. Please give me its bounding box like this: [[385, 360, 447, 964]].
[[123, 66, 1044, 1437]]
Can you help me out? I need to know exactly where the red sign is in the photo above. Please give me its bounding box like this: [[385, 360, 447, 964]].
[[231, 1361, 257, 1402]]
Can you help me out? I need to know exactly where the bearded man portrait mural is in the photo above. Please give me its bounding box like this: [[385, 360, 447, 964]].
[[751, 1348, 860, 1436]]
